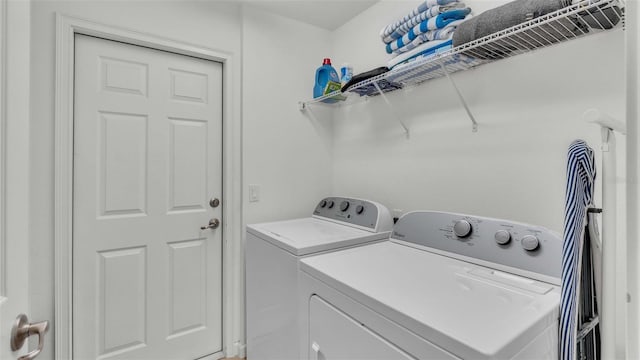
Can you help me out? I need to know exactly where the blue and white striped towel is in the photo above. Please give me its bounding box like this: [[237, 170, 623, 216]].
[[379, 0, 461, 40], [381, 3, 468, 43], [385, 9, 471, 54], [391, 16, 470, 55], [387, 38, 454, 69], [560, 140, 596, 360]]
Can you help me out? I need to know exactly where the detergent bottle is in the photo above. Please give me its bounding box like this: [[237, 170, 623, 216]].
[[340, 63, 353, 87], [313, 58, 340, 99]]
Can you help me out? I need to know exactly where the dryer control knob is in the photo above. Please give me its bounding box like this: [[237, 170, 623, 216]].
[[355, 205, 365, 214], [327, 200, 335, 209], [340, 201, 350, 212], [494, 230, 511, 245], [319, 200, 327, 208], [521, 235, 540, 251], [453, 220, 472, 238]]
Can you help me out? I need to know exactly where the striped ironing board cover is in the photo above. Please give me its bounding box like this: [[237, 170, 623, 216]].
[[560, 140, 598, 360]]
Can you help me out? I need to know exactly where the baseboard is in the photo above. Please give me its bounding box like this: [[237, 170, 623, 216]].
[[234, 341, 246, 358]]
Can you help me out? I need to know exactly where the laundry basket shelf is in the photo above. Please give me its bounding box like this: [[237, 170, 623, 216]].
[[300, 0, 625, 109]]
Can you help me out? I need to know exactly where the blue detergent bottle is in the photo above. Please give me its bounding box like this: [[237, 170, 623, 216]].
[[313, 58, 340, 99]]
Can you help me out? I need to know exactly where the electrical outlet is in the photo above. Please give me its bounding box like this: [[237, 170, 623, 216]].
[[249, 184, 260, 202]]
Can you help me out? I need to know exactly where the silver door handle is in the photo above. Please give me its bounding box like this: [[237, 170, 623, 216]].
[[11, 314, 49, 360], [200, 218, 220, 230]]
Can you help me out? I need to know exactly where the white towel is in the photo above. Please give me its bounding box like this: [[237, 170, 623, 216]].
[[387, 38, 453, 69]]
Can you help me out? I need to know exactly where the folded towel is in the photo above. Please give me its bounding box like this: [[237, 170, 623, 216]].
[[456, 17, 587, 59], [350, 79, 403, 97], [379, 0, 462, 40], [341, 67, 389, 93], [392, 16, 470, 55], [395, 27, 457, 53], [387, 38, 454, 69], [387, 53, 480, 83], [381, 2, 468, 43], [339, 67, 404, 96], [386, 9, 471, 54], [452, 0, 568, 47], [577, 4, 622, 30]]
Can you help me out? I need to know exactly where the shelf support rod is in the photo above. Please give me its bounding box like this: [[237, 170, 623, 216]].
[[373, 82, 410, 139], [302, 103, 319, 123], [440, 63, 478, 132]]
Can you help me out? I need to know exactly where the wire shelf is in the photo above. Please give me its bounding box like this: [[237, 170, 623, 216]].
[[300, 0, 625, 108]]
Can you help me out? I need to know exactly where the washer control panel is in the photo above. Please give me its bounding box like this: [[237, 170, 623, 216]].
[[313, 197, 391, 232], [391, 211, 562, 281]]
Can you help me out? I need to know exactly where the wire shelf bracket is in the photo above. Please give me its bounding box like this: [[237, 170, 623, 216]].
[[373, 82, 410, 139], [439, 62, 478, 132]]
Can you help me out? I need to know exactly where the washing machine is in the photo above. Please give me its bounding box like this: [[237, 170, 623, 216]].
[[298, 211, 562, 359], [246, 196, 393, 360]]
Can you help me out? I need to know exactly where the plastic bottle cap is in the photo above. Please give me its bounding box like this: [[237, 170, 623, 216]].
[[322, 58, 332, 65]]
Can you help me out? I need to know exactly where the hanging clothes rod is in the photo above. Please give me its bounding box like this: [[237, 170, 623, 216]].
[[584, 108, 627, 136], [583, 108, 627, 359]]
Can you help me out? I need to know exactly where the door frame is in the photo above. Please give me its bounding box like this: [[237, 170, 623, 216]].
[[1, 0, 31, 357], [0, 0, 6, 303], [54, 14, 243, 360]]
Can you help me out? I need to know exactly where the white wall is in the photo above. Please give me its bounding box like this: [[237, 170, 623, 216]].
[[29, 2, 242, 359], [329, 0, 625, 233], [242, 5, 333, 226]]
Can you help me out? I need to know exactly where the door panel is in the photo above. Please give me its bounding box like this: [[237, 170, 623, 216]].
[[98, 247, 147, 355], [73, 34, 223, 360], [169, 118, 208, 212], [98, 111, 148, 217], [168, 239, 207, 337]]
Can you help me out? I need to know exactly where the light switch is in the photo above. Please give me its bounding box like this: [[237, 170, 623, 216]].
[[249, 184, 260, 202]]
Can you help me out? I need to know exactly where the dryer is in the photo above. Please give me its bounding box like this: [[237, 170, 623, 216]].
[[246, 196, 392, 360], [299, 211, 562, 359]]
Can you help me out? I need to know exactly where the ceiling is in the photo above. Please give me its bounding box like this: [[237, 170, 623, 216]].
[[244, 0, 379, 31]]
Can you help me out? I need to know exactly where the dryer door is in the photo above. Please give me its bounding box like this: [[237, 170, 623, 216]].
[[309, 296, 414, 360]]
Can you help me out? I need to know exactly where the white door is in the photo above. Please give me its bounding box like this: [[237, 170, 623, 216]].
[[73, 34, 223, 360]]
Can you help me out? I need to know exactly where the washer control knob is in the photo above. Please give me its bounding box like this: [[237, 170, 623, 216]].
[[453, 220, 472, 238], [494, 230, 511, 245], [327, 200, 335, 209], [355, 205, 365, 214], [340, 201, 350, 212], [521, 235, 540, 251], [319, 200, 327, 208]]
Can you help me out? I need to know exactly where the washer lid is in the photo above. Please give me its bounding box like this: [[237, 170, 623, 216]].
[[300, 241, 560, 359], [247, 218, 390, 256]]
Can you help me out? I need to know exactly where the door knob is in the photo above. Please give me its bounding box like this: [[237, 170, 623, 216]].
[[200, 218, 220, 230], [11, 314, 49, 360]]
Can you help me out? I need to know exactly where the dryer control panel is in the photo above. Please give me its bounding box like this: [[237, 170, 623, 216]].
[[391, 211, 562, 284], [313, 197, 392, 233]]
